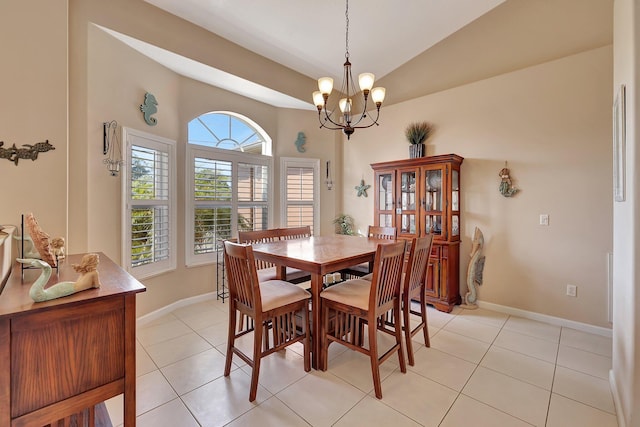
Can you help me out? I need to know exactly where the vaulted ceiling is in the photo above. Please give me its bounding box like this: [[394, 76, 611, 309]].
[[120, 0, 613, 108]]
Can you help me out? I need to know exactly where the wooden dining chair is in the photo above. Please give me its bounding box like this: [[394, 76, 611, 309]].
[[237, 229, 281, 272], [278, 225, 311, 240], [320, 240, 407, 399], [344, 225, 398, 279], [223, 240, 311, 402], [400, 235, 434, 366], [238, 228, 311, 283], [367, 225, 397, 240]]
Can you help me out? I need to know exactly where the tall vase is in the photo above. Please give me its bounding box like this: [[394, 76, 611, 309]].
[[409, 143, 424, 159]]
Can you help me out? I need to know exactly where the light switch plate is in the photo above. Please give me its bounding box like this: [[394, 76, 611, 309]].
[[539, 214, 549, 226]]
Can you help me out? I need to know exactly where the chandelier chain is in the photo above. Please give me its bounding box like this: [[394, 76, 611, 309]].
[[345, 0, 349, 59]]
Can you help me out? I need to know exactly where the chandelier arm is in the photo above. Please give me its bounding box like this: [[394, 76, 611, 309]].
[[347, 96, 371, 128], [351, 106, 382, 129], [319, 107, 348, 129], [317, 110, 347, 131]]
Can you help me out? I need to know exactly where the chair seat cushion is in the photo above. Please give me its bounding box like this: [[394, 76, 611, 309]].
[[320, 279, 371, 310], [257, 266, 310, 283], [260, 280, 311, 311]]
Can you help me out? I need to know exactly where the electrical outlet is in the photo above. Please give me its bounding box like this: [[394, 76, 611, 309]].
[[540, 214, 549, 226], [566, 284, 577, 297]]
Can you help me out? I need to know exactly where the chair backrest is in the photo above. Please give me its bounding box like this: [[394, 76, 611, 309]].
[[223, 240, 262, 314], [237, 229, 281, 245], [403, 235, 434, 298], [369, 240, 406, 316], [237, 229, 281, 270], [279, 226, 311, 240], [368, 226, 397, 240]]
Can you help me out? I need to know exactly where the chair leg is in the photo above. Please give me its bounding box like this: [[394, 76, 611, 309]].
[[394, 304, 407, 374], [249, 320, 264, 402], [320, 303, 329, 371], [224, 307, 237, 376], [368, 319, 383, 399], [421, 293, 430, 348], [302, 307, 311, 372], [403, 298, 416, 366]]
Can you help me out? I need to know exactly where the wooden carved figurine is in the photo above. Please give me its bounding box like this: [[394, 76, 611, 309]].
[[17, 253, 102, 302], [51, 237, 66, 259], [462, 227, 485, 309]]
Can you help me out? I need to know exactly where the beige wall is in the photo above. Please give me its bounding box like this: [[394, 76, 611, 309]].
[[80, 14, 342, 314], [0, 1, 68, 244], [6, 0, 640, 422], [343, 46, 613, 328], [611, 0, 638, 424], [275, 108, 343, 236], [1, 0, 615, 328]]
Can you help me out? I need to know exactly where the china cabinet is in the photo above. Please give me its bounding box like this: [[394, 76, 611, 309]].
[[371, 154, 463, 312]]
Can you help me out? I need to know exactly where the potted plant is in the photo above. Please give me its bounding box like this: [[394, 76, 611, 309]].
[[333, 213, 355, 235], [405, 121, 433, 158]]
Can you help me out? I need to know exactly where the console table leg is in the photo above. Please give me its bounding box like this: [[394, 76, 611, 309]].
[[123, 295, 136, 426], [0, 318, 9, 427]]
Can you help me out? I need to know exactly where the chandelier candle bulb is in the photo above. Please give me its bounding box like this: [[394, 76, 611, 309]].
[[313, 91, 324, 109], [371, 87, 386, 105], [358, 73, 375, 92], [339, 98, 352, 113], [318, 77, 334, 95]]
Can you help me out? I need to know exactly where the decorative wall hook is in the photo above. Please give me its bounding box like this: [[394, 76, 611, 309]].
[[498, 161, 518, 197], [326, 160, 333, 190], [140, 92, 158, 126], [0, 140, 55, 165], [103, 120, 123, 176]]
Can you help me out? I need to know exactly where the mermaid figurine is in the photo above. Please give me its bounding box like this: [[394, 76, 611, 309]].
[[17, 253, 102, 302]]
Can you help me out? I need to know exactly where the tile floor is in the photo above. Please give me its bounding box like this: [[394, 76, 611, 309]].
[[106, 298, 618, 427]]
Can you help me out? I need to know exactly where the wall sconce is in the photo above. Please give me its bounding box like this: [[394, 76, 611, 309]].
[[326, 160, 333, 190], [103, 120, 123, 176]]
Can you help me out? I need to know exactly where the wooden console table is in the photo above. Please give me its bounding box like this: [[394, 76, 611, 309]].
[[0, 253, 145, 427]]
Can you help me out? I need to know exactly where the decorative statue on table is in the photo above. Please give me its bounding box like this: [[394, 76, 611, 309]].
[[461, 227, 485, 309], [17, 253, 102, 302]]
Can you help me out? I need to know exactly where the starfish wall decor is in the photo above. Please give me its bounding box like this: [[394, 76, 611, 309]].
[[355, 179, 370, 197]]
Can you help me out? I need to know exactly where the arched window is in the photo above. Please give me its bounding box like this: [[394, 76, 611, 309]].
[[187, 111, 272, 155], [186, 111, 273, 266]]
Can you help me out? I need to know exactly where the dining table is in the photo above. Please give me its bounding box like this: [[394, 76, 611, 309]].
[[250, 234, 392, 369]]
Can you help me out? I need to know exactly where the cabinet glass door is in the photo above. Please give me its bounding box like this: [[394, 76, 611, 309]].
[[424, 169, 443, 237], [377, 172, 394, 227], [399, 170, 416, 234], [451, 170, 460, 237]]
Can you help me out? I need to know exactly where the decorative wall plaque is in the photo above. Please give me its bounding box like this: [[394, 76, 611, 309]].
[[0, 140, 55, 165]]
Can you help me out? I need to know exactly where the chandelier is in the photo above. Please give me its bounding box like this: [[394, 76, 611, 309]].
[[312, 0, 386, 140]]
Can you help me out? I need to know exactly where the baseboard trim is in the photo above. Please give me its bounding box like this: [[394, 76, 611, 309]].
[[136, 292, 217, 327], [477, 300, 612, 337], [610, 369, 626, 427]]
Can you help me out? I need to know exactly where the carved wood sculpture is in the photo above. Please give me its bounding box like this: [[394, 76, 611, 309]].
[[0, 140, 55, 165], [17, 253, 102, 302], [24, 213, 57, 267], [462, 227, 485, 308]]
